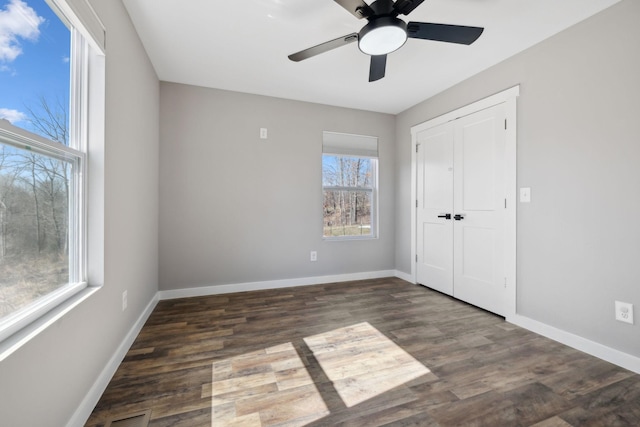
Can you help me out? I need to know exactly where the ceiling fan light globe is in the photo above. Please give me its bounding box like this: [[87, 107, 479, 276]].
[[358, 17, 408, 56]]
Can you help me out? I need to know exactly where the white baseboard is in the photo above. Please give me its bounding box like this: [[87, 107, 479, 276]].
[[158, 270, 397, 300], [66, 293, 159, 427], [394, 270, 415, 284], [508, 313, 640, 375]]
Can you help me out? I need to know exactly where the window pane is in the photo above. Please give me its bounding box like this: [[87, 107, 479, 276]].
[[0, 142, 71, 319], [323, 190, 372, 237], [322, 155, 372, 188], [0, 0, 71, 144]]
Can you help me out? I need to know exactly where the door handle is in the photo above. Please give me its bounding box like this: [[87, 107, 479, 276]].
[[454, 214, 465, 221], [437, 213, 452, 220]]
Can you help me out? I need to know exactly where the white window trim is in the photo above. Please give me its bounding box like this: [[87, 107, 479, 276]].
[[0, 0, 105, 362], [46, 0, 105, 54]]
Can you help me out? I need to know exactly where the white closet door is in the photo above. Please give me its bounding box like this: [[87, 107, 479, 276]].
[[453, 103, 507, 316], [416, 122, 454, 295], [416, 103, 507, 316]]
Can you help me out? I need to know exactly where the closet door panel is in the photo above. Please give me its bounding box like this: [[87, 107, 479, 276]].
[[453, 104, 507, 316], [416, 123, 454, 295]]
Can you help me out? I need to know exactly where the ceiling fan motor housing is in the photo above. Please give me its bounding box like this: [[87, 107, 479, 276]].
[[358, 16, 408, 56]]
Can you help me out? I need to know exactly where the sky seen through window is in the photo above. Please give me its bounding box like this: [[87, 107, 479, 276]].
[[0, 0, 70, 135]]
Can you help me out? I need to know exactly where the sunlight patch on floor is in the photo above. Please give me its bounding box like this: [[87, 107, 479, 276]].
[[207, 342, 329, 426], [208, 323, 430, 426], [304, 322, 431, 408]]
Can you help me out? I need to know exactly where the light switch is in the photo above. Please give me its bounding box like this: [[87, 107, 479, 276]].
[[260, 128, 268, 139], [520, 187, 531, 203]]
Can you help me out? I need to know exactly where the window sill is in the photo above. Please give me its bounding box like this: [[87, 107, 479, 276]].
[[0, 285, 101, 362], [323, 235, 379, 242]]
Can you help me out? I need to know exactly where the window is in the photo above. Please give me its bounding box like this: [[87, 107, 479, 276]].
[[322, 131, 378, 239], [0, 0, 105, 356]]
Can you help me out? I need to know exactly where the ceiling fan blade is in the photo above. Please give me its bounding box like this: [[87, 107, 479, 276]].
[[407, 22, 484, 45], [288, 33, 358, 62], [369, 55, 387, 82], [393, 0, 426, 16], [333, 0, 375, 19]]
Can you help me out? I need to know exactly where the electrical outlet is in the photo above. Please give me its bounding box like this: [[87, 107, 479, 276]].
[[260, 128, 268, 139], [520, 187, 531, 203], [310, 251, 317, 262], [615, 301, 633, 324], [122, 290, 128, 311]]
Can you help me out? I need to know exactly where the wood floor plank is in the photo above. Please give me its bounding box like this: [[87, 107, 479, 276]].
[[85, 278, 640, 427]]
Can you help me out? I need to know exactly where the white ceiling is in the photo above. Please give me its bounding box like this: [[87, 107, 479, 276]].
[[121, 0, 621, 114]]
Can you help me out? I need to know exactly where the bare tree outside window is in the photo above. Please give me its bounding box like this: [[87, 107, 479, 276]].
[[322, 154, 376, 237], [0, 0, 76, 322], [0, 97, 71, 317]]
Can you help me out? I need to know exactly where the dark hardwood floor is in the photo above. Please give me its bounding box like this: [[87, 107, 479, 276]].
[[85, 278, 640, 426]]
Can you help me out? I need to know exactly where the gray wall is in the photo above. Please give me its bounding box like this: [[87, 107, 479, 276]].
[[396, 0, 640, 357], [0, 1, 160, 426], [159, 83, 395, 290]]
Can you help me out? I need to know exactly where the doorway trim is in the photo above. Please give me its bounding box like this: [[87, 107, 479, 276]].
[[410, 85, 520, 319]]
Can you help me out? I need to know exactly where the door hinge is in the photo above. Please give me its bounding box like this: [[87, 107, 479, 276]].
[[416, 254, 418, 262], [416, 144, 419, 153], [504, 277, 507, 288], [504, 119, 507, 130], [505, 198, 507, 209], [416, 200, 418, 208]]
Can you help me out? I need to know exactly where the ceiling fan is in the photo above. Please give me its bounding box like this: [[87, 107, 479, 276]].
[[288, 0, 484, 82]]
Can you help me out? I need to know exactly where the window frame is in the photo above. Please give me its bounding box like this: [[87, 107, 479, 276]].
[[0, 0, 105, 361], [321, 142, 379, 241], [0, 120, 86, 343]]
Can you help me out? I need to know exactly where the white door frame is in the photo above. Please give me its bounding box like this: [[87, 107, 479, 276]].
[[410, 85, 520, 320]]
